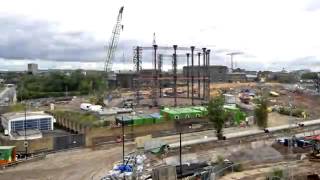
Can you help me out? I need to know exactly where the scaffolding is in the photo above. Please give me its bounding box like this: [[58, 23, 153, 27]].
[[133, 45, 211, 107]]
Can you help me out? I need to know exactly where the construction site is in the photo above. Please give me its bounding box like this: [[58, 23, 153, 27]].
[[2, 2, 320, 180]]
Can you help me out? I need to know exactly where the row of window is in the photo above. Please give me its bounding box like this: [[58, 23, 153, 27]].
[[10, 118, 52, 132], [174, 114, 201, 119]]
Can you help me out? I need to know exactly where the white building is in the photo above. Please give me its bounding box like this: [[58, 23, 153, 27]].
[[1, 111, 56, 140]]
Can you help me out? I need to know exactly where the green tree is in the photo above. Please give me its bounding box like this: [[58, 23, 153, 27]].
[[301, 72, 318, 80], [254, 96, 268, 129], [208, 95, 226, 140]]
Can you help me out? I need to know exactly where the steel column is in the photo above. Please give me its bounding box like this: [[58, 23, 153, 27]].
[[191, 46, 195, 105], [158, 54, 163, 98], [135, 46, 140, 105], [173, 45, 178, 107], [206, 49, 211, 100], [197, 52, 201, 98], [153, 45, 158, 106], [202, 48, 206, 100], [186, 53, 190, 98]]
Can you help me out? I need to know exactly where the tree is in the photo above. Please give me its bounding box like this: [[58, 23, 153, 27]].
[[208, 95, 226, 140], [301, 72, 318, 80], [254, 96, 268, 129]]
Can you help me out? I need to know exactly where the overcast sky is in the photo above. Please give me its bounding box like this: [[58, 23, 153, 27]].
[[0, 0, 320, 71]]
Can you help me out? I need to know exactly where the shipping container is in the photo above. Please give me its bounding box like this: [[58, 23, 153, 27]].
[[0, 146, 16, 165]]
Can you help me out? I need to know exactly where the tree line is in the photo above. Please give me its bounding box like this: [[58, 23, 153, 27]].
[[17, 70, 107, 100]]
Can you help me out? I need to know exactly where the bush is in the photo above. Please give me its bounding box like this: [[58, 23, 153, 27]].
[[233, 163, 244, 172], [266, 168, 284, 180], [278, 107, 305, 117], [51, 110, 101, 127]]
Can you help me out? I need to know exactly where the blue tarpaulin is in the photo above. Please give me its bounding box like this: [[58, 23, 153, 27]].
[[115, 164, 133, 173]]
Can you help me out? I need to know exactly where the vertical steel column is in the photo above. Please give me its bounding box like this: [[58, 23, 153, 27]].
[[197, 52, 201, 98], [191, 46, 195, 105], [136, 46, 140, 105], [173, 45, 178, 107], [158, 54, 163, 98], [202, 48, 206, 100], [153, 45, 158, 106], [206, 49, 211, 100], [186, 53, 190, 98]]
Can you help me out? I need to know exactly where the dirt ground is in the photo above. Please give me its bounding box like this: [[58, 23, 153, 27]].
[[0, 145, 135, 180], [267, 112, 302, 127], [220, 160, 320, 180]]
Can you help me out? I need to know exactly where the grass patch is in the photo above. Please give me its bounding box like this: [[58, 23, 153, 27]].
[[8, 103, 25, 112], [50, 110, 104, 127]]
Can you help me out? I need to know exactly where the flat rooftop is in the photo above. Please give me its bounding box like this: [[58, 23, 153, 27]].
[[1, 111, 49, 120]]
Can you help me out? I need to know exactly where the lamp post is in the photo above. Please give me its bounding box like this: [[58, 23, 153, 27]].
[[24, 101, 28, 159]]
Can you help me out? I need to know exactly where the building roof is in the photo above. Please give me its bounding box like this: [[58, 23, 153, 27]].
[[1, 111, 50, 120], [0, 146, 15, 150]]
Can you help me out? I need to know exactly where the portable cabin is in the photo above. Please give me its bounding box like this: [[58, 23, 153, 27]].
[[149, 113, 163, 124], [191, 106, 208, 116], [0, 146, 16, 165], [160, 107, 202, 121], [132, 116, 144, 126], [141, 115, 154, 125], [224, 105, 246, 124]]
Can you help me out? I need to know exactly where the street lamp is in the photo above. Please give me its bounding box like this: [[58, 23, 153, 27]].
[[24, 101, 28, 159]]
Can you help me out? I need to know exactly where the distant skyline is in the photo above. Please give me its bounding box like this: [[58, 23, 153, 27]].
[[0, 0, 320, 71]]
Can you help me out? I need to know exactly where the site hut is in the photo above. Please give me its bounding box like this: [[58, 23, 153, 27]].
[[0, 111, 56, 140], [0, 146, 16, 165], [160, 107, 203, 121]]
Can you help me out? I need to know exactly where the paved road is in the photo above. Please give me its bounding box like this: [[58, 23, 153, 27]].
[[0, 87, 16, 104], [157, 126, 258, 145]]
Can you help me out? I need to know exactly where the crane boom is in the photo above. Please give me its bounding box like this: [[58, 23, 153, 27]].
[[104, 6, 124, 72]]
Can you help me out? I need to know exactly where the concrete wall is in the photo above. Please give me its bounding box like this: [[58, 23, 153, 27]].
[[0, 136, 53, 154], [86, 121, 175, 146], [183, 66, 228, 82]]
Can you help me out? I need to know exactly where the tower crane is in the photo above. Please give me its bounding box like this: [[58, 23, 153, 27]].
[[104, 6, 124, 72]]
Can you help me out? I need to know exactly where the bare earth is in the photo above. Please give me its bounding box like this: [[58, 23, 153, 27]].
[[0, 146, 127, 180]]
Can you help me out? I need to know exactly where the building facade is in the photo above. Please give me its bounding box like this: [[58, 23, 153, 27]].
[[27, 63, 38, 74], [183, 65, 228, 82], [1, 111, 56, 138]]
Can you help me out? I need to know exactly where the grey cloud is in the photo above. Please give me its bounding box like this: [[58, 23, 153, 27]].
[[0, 14, 138, 62]]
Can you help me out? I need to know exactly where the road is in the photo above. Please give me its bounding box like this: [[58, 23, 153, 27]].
[[0, 86, 16, 104]]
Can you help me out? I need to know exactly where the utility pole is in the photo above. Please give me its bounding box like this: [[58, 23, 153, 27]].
[[122, 116, 125, 165], [179, 132, 182, 176], [24, 102, 28, 159]]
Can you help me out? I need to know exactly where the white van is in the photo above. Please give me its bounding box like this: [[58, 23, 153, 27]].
[[80, 103, 92, 111]]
